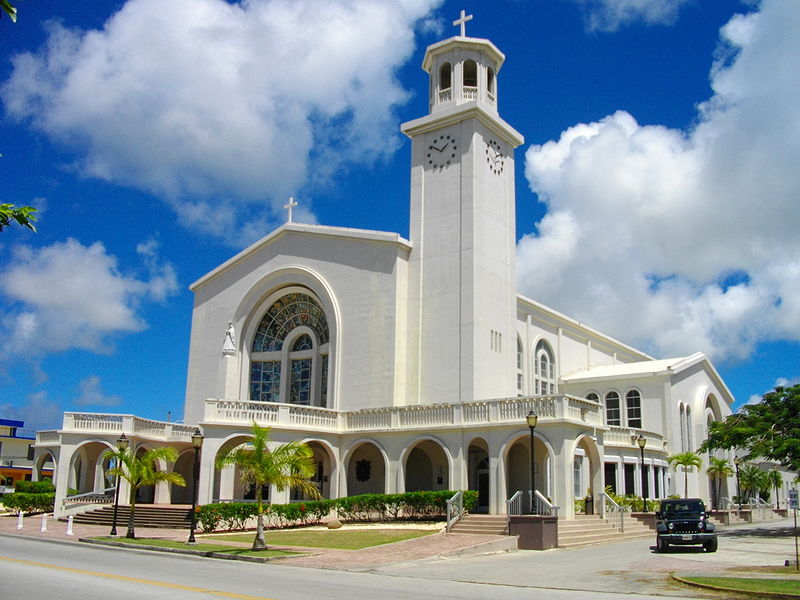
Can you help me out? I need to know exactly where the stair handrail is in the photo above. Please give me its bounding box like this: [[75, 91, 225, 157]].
[[534, 490, 559, 517], [63, 486, 115, 506], [601, 491, 624, 533], [506, 490, 523, 516], [720, 496, 735, 510], [446, 490, 465, 533]]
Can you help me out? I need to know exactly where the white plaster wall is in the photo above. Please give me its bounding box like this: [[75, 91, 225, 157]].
[[184, 228, 411, 424]]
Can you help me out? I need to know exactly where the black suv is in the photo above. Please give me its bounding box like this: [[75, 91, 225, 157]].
[[655, 498, 717, 553]]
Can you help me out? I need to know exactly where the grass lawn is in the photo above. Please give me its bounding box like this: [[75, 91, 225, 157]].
[[680, 576, 800, 596], [90, 536, 297, 558], [210, 528, 436, 550]]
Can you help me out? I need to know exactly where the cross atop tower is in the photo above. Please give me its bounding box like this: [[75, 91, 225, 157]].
[[284, 197, 298, 223], [453, 10, 473, 37]]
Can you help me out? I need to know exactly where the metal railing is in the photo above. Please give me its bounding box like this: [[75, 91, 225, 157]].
[[446, 490, 464, 533], [534, 490, 559, 517], [63, 486, 115, 506], [506, 490, 524, 516], [602, 491, 625, 533], [505, 490, 559, 517]]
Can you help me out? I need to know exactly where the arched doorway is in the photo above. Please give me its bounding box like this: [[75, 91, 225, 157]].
[[573, 435, 602, 514], [134, 446, 156, 504], [68, 441, 113, 495], [345, 442, 386, 496], [467, 438, 490, 513], [506, 434, 550, 510], [212, 435, 270, 503], [405, 439, 449, 492], [292, 441, 334, 501], [171, 450, 194, 504]]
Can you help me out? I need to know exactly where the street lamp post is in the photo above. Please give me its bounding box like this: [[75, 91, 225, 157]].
[[527, 411, 538, 514], [637, 434, 647, 512], [734, 456, 742, 513], [187, 428, 204, 544], [110, 433, 129, 536]]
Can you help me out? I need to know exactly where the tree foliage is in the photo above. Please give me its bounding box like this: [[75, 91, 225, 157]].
[[668, 452, 702, 498], [1, 0, 16, 23], [0, 203, 37, 232], [104, 445, 185, 539], [706, 457, 733, 510], [215, 423, 320, 550], [700, 385, 800, 471]]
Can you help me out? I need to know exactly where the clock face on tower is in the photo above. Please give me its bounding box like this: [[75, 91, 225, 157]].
[[427, 134, 458, 169], [486, 139, 504, 175]]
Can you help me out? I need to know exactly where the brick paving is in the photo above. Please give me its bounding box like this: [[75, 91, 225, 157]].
[[0, 513, 512, 570]]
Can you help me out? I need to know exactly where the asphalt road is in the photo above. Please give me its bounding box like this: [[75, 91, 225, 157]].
[[0, 534, 712, 600]]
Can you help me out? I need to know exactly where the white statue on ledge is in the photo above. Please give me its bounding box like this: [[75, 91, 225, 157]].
[[222, 321, 236, 355]]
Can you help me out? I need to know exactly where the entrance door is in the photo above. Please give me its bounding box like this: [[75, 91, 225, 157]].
[[477, 468, 490, 513]]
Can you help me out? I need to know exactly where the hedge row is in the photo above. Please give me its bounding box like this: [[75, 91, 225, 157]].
[[196, 490, 478, 533], [2, 493, 55, 515], [15, 480, 55, 494]]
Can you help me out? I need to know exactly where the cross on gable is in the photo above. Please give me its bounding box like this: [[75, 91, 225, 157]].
[[453, 9, 473, 37], [284, 197, 298, 223]]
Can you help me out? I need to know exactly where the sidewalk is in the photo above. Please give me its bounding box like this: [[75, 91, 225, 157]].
[[0, 512, 514, 569]]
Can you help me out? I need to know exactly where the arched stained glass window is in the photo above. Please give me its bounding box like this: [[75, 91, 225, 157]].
[[251, 293, 329, 352], [249, 291, 330, 407]]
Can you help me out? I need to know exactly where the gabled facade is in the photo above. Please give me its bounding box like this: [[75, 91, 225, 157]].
[[36, 25, 744, 520]]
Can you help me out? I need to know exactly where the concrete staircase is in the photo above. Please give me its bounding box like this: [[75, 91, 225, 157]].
[[449, 514, 509, 535], [68, 504, 193, 529], [557, 514, 653, 549]]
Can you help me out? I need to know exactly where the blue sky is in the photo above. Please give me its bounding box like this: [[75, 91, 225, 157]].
[[1, 0, 798, 431]]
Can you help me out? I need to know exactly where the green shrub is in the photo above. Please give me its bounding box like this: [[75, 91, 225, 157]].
[[15, 480, 54, 494], [2, 492, 55, 515], [195, 490, 475, 532]]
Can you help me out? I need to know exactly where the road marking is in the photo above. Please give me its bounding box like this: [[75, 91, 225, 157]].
[[0, 555, 279, 600]]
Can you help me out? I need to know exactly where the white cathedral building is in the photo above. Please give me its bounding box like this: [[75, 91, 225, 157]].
[[36, 21, 737, 520]]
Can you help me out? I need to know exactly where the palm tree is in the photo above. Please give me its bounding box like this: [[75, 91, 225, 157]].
[[768, 469, 783, 509], [215, 423, 321, 550], [668, 452, 702, 498], [706, 457, 733, 510], [738, 464, 768, 503], [104, 445, 186, 539]]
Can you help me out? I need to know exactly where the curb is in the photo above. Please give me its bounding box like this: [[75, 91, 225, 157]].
[[78, 537, 302, 563], [671, 573, 800, 599]]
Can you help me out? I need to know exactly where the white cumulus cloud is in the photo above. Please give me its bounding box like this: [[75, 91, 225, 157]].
[[566, 0, 691, 31], [519, 0, 800, 363], [75, 375, 123, 408], [0, 238, 178, 356], [1, 0, 442, 244]]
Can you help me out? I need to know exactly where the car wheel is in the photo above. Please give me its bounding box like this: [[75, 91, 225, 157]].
[[703, 538, 718, 553], [657, 536, 669, 553]]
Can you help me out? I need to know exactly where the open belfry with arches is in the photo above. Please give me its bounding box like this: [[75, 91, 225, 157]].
[[36, 14, 740, 521]]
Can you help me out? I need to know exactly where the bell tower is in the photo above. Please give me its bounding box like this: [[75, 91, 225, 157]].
[[402, 14, 524, 405]]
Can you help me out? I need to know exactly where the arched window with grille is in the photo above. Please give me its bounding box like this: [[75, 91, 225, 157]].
[[516, 336, 524, 395], [249, 291, 330, 407], [626, 389, 642, 428], [533, 339, 556, 395], [605, 391, 621, 426]]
